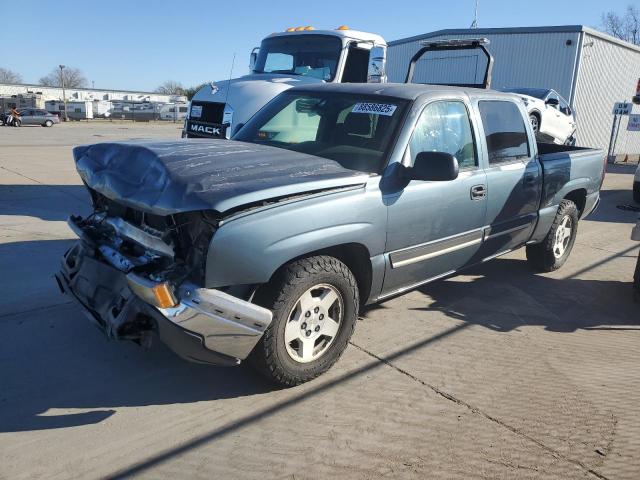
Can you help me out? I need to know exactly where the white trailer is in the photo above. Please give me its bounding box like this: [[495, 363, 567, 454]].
[[92, 100, 112, 118], [159, 103, 189, 121], [45, 100, 94, 120]]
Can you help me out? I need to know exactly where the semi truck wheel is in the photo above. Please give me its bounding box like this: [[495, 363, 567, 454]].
[[250, 255, 359, 386], [633, 182, 640, 203], [526, 199, 579, 272]]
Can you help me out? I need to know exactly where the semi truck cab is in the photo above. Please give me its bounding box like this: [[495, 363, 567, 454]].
[[183, 26, 387, 139]]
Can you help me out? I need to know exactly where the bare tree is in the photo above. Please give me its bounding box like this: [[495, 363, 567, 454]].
[[155, 80, 185, 95], [39, 67, 88, 88], [602, 5, 640, 45], [0, 68, 23, 84]]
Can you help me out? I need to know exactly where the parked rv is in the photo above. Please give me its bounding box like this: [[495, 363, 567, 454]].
[[46, 101, 94, 120]]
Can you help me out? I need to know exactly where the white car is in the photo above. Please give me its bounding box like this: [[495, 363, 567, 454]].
[[503, 88, 577, 145]]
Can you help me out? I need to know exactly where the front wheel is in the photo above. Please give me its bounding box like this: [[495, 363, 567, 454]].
[[526, 200, 579, 272], [250, 256, 359, 386]]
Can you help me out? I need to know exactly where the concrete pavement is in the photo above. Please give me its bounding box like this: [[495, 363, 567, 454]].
[[1, 123, 638, 479]]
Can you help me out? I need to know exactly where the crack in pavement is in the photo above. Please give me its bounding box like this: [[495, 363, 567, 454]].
[[349, 340, 610, 480]]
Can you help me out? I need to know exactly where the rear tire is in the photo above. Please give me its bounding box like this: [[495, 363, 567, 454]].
[[250, 256, 359, 387], [44, 120, 53, 127], [529, 113, 540, 134], [526, 200, 579, 272]]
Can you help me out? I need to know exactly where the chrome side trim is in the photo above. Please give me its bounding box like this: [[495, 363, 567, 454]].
[[392, 238, 482, 268], [484, 223, 530, 241], [378, 270, 457, 300], [389, 229, 484, 269]]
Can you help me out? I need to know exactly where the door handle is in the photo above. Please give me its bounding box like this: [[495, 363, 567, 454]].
[[470, 184, 486, 200]]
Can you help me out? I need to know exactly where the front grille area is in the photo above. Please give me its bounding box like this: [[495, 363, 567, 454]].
[[190, 101, 225, 124]]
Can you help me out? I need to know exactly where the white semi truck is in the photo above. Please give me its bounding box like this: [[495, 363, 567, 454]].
[[183, 26, 388, 138]]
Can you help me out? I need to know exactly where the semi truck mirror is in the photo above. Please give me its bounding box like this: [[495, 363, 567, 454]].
[[367, 46, 387, 83], [249, 47, 259, 72]]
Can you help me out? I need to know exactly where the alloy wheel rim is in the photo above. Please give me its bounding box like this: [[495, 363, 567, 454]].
[[553, 215, 572, 259], [284, 284, 344, 364]]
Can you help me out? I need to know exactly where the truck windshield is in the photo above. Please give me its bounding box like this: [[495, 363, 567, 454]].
[[234, 91, 409, 173], [253, 35, 342, 82]]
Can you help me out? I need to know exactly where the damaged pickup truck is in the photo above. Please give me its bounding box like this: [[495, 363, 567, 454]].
[[57, 83, 606, 386]]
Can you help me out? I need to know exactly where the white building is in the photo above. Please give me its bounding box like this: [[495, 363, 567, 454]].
[[0, 83, 186, 104], [387, 26, 640, 156]]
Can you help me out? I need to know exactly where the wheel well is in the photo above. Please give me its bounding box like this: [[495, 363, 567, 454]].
[[530, 110, 541, 123], [273, 243, 373, 307], [564, 189, 587, 217]]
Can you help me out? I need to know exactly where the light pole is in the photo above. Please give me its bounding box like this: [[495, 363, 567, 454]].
[[59, 64, 68, 121]]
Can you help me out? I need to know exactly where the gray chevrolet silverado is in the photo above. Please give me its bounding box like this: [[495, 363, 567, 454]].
[[56, 82, 605, 385]]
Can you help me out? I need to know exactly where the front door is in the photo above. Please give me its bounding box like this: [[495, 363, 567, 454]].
[[382, 100, 487, 296]]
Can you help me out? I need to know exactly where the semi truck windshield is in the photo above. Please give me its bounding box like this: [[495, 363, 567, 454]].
[[253, 35, 343, 82]]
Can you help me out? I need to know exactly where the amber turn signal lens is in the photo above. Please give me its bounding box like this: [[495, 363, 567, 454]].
[[336, 25, 349, 30], [153, 282, 178, 309]]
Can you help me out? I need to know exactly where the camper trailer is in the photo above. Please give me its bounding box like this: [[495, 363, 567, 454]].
[[45, 100, 94, 120]]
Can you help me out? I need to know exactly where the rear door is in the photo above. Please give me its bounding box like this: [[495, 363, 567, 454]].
[[474, 99, 542, 258], [382, 98, 487, 296]]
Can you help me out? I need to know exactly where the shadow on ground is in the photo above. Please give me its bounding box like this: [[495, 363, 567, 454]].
[[0, 184, 89, 221]]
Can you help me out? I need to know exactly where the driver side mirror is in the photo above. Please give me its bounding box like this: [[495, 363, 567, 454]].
[[367, 46, 387, 83], [249, 47, 259, 72], [545, 97, 559, 106], [406, 152, 459, 181]]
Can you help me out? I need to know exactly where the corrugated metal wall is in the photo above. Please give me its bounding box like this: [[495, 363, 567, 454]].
[[573, 33, 640, 155], [388, 31, 581, 100]]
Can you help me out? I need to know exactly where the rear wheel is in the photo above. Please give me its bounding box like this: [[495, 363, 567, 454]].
[[250, 256, 359, 386], [44, 120, 53, 127], [529, 113, 540, 134], [526, 200, 579, 272]]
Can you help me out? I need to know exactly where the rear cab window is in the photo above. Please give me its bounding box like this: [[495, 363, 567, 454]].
[[478, 100, 530, 165]]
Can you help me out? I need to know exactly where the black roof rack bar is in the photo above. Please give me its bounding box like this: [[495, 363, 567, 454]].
[[404, 38, 494, 89]]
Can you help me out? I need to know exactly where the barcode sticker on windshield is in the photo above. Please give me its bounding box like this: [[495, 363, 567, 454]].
[[352, 103, 397, 116]]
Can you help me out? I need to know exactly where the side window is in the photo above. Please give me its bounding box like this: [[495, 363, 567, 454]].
[[546, 92, 560, 110], [342, 45, 370, 83], [409, 101, 477, 169], [478, 101, 530, 165]]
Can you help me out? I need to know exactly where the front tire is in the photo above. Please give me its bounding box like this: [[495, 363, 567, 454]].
[[526, 200, 579, 272], [250, 256, 359, 386]]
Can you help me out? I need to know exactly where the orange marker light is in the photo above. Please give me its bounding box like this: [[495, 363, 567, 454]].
[[152, 282, 178, 309], [286, 27, 296, 32], [304, 26, 314, 30], [295, 26, 305, 31], [336, 25, 350, 30]]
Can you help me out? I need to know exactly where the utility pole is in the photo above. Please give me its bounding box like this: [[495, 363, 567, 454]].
[[470, 0, 479, 29], [59, 64, 68, 121]]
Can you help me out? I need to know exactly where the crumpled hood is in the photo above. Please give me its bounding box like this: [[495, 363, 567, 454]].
[[73, 140, 368, 216]]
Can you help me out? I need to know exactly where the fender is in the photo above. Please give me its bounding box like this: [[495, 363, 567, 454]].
[[205, 181, 387, 288]]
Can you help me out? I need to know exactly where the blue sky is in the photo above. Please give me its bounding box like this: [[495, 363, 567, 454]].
[[1, 0, 633, 92]]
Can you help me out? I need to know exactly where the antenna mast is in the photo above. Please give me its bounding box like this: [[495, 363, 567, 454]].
[[470, 0, 479, 28]]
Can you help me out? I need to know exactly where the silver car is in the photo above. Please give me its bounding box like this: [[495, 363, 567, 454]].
[[18, 109, 61, 127]]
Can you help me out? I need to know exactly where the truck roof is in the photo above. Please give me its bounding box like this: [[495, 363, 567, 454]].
[[287, 82, 518, 101], [267, 29, 387, 46]]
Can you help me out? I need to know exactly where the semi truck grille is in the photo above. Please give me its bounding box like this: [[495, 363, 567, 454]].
[[190, 101, 225, 124]]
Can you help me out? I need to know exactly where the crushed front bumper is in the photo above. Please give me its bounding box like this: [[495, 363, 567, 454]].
[[55, 242, 272, 366]]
